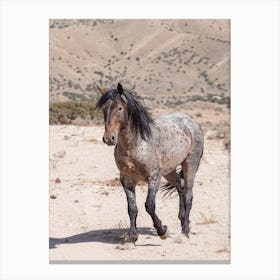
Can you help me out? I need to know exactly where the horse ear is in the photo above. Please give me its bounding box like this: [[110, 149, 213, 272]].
[[97, 86, 105, 95], [117, 83, 124, 96]]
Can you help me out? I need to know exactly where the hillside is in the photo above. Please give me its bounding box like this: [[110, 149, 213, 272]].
[[49, 19, 230, 107]]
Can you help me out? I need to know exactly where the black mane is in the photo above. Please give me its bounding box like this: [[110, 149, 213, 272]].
[[95, 87, 154, 140]]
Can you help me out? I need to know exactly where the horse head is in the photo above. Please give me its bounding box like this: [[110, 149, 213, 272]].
[[96, 83, 128, 146]]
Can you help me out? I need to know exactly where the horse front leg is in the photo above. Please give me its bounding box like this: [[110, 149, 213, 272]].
[[145, 170, 169, 239], [120, 175, 138, 243]]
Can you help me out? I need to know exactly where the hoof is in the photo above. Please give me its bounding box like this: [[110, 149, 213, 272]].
[[123, 232, 138, 244], [182, 231, 190, 239], [159, 226, 169, 240], [182, 224, 190, 238]]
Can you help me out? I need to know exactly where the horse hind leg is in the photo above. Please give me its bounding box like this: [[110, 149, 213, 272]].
[[181, 147, 203, 237], [163, 170, 185, 227]]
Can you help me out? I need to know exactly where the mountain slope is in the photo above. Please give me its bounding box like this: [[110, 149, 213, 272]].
[[49, 19, 230, 105]]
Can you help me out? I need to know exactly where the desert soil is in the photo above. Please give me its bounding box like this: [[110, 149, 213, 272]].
[[49, 123, 230, 262]]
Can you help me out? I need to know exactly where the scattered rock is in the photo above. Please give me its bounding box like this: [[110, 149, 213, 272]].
[[101, 190, 109, 196], [56, 150, 66, 158], [55, 178, 61, 183]]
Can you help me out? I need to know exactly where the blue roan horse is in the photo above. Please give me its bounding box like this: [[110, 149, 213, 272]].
[[96, 83, 204, 243]]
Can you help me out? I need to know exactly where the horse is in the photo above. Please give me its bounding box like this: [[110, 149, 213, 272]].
[[95, 83, 204, 243]]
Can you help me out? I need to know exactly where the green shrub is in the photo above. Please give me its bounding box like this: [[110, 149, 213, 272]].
[[49, 101, 103, 125]]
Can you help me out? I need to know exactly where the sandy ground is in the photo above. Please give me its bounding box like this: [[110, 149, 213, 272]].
[[49, 125, 230, 262]]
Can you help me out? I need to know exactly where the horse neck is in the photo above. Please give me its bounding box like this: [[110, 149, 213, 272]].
[[118, 124, 139, 150], [118, 122, 159, 153]]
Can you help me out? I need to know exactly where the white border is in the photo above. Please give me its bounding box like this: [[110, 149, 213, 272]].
[[0, 0, 279, 279]]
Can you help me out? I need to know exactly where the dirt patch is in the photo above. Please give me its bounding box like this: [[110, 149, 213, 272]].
[[49, 124, 230, 262]]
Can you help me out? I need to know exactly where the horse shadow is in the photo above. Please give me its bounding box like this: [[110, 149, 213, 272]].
[[49, 227, 159, 249]]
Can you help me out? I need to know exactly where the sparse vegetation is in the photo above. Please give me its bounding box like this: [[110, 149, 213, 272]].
[[188, 94, 230, 107], [49, 101, 103, 125], [196, 212, 218, 225], [49, 19, 230, 125]]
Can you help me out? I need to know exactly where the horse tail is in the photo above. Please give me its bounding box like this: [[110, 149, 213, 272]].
[[160, 146, 203, 199], [160, 169, 183, 199]]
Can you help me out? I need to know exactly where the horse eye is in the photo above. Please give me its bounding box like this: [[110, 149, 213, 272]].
[[118, 107, 122, 111]]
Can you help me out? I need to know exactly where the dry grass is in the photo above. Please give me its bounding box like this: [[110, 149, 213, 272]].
[[50, 159, 58, 169], [216, 247, 230, 253], [196, 212, 218, 225], [113, 220, 129, 230], [83, 138, 101, 144]]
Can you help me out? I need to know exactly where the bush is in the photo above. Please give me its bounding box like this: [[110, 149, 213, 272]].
[[49, 101, 103, 125], [188, 94, 230, 106]]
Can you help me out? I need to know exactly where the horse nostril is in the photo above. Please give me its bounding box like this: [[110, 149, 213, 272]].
[[111, 135, 115, 141], [102, 137, 106, 143]]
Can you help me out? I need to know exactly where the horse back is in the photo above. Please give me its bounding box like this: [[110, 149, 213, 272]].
[[155, 113, 203, 175]]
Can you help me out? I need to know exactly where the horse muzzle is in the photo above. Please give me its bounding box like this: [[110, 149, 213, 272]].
[[103, 135, 117, 146]]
